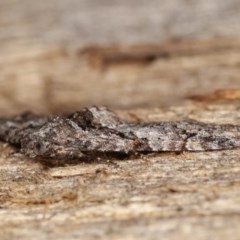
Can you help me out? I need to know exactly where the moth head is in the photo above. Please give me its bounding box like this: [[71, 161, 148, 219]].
[[21, 137, 53, 158]]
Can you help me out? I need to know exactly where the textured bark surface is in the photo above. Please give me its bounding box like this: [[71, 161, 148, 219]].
[[1, 101, 240, 240], [1, 0, 240, 239]]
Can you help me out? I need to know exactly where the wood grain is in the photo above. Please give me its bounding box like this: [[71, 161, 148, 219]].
[[1, 0, 240, 239]]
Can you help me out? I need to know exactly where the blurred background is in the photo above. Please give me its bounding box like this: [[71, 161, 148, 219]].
[[1, 0, 240, 115]]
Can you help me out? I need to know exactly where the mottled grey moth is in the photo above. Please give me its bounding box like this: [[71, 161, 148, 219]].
[[0, 106, 240, 159]]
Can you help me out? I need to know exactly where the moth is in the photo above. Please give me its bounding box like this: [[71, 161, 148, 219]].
[[0, 106, 240, 159]]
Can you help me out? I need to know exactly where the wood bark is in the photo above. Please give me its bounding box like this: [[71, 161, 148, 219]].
[[1, 0, 240, 239]]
